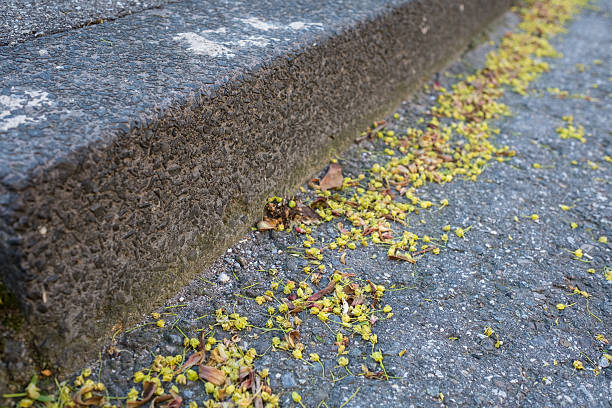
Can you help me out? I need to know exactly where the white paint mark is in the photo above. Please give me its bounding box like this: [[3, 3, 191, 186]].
[[288, 21, 323, 30], [173, 32, 234, 57], [24, 91, 50, 108], [239, 17, 281, 31], [235, 35, 273, 47], [202, 27, 227, 34], [0, 91, 50, 131], [0, 115, 28, 132], [288, 21, 306, 30], [0, 95, 24, 110]]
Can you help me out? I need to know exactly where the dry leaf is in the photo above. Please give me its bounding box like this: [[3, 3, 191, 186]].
[[210, 344, 228, 364], [175, 351, 204, 374], [165, 390, 183, 408], [319, 164, 343, 191], [126, 381, 157, 408], [388, 252, 416, 263], [309, 197, 329, 209], [73, 384, 105, 407], [198, 365, 226, 385], [286, 330, 301, 349], [239, 366, 251, 388], [257, 219, 277, 231], [307, 281, 337, 302], [360, 364, 387, 380], [253, 375, 263, 408]]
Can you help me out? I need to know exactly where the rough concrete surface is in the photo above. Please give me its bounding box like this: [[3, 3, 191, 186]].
[[12, 0, 608, 406], [0, 0, 513, 384], [0, 0, 176, 46]]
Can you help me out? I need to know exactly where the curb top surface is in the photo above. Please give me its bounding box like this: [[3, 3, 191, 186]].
[[0, 0, 176, 45], [0, 0, 406, 189]]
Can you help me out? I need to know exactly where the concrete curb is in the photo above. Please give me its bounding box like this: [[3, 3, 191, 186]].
[[0, 0, 512, 377]]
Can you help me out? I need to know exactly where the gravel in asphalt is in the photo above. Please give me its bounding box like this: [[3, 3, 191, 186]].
[[0, 1, 175, 45]]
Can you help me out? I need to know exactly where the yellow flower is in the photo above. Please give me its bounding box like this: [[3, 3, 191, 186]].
[[309, 353, 320, 362], [338, 357, 349, 367], [19, 399, 33, 408], [530, 214, 539, 221], [598, 236, 607, 244], [186, 369, 198, 382], [573, 248, 583, 258], [556, 303, 576, 310], [292, 392, 302, 403], [156, 319, 165, 328], [205, 382, 215, 394], [573, 360, 584, 370], [127, 388, 139, 401], [371, 351, 383, 362], [455, 228, 464, 238]]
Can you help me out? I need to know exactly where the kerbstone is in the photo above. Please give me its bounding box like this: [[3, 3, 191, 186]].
[[0, 0, 511, 374]]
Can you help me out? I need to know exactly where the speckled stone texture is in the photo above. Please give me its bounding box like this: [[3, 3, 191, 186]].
[[0, 0, 512, 375], [0, 0, 176, 46]]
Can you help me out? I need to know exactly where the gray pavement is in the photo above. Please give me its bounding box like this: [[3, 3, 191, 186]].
[[57, 1, 611, 407], [0, 1, 175, 45]]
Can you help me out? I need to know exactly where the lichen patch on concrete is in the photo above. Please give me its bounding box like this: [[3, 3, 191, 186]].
[[173, 32, 235, 57], [238, 16, 282, 31], [0, 90, 50, 131]]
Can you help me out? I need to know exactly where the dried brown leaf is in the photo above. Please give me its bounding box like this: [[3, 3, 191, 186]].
[[319, 164, 343, 191], [198, 365, 226, 386], [286, 330, 300, 349], [239, 366, 251, 387], [293, 202, 321, 224], [175, 351, 204, 374], [388, 252, 416, 263], [309, 197, 329, 209], [253, 375, 263, 408], [360, 364, 387, 380], [73, 384, 105, 407], [126, 381, 156, 408], [210, 344, 227, 364], [307, 280, 337, 302], [257, 219, 277, 231]]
